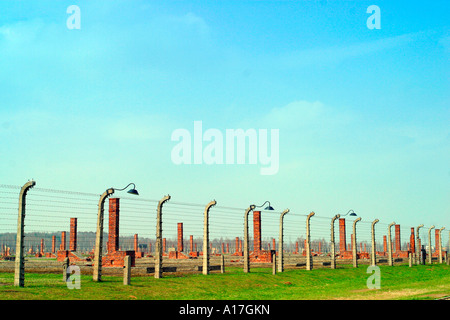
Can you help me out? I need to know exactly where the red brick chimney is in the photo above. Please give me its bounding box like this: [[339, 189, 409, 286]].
[[409, 228, 415, 253], [339, 218, 346, 253], [435, 229, 440, 253], [395, 224, 401, 252], [177, 223, 183, 252], [134, 234, 139, 252], [253, 211, 262, 253], [69, 218, 77, 251], [60, 231, 66, 250], [51, 235, 56, 253], [107, 198, 120, 253]]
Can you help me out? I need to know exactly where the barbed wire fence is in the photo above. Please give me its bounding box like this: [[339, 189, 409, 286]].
[[0, 183, 448, 286]]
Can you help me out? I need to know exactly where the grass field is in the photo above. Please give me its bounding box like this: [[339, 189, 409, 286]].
[[0, 263, 449, 300]]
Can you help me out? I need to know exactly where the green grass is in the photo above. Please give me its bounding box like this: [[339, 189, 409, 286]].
[[0, 263, 449, 300]]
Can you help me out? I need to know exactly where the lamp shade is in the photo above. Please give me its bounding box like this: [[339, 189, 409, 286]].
[[127, 188, 139, 196]]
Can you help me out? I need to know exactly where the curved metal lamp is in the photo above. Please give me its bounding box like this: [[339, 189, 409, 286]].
[[113, 183, 139, 196], [255, 200, 274, 211], [342, 209, 357, 217]]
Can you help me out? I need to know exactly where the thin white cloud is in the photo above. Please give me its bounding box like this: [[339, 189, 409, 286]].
[[261, 100, 355, 130], [257, 31, 428, 69], [102, 116, 169, 142], [174, 12, 210, 35]]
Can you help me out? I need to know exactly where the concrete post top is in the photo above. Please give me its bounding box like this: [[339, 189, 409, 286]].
[[21, 180, 36, 190], [280, 209, 289, 218], [244, 205, 256, 219], [158, 194, 171, 204], [353, 217, 362, 225], [19, 180, 36, 198], [98, 188, 114, 205], [205, 200, 217, 210], [331, 214, 340, 222], [388, 222, 396, 228], [372, 219, 379, 225], [307, 211, 315, 219]]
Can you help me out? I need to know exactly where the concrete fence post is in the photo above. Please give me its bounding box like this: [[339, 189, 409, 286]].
[[438, 227, 445, 264], [409, 253, 412, 267], [416, 224, 424, 265], [352, 217, 362, 268], [448, 231, 450, 266], [123, 255, 131, 285], [93, 188, 114, 282], [330, 214, 340, 269], [306, 212, 315, 271], [14, 180, 36, 287], [63, 257, 69, 282], [388, 222, 395, 266], [371, 219, 379, 266], [277, 209, 290, 272], [428, 226, 435, 265], [155, 195, 171, 279], [203, 200, 217, 275], [220, 254, 225, 274], [243, 205, 255, 273], [272, 252, 276, 275]]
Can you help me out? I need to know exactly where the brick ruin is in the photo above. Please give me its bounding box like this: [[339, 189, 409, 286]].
[[34, 239, 44, 257], [250, 211, 274, 263], [134, 234, 144, 258], [333, 222, 434, 260], [293, 241, 299, 254], [336, 218, 370, 259], [390, 225, 408, 258], [166, 222, 223, 259], [189, 235, 199, 258], [43, 235, 57, 258], [390, 225, 430, 258], [232, 237, 243, 256], [102, 198, 135, 267], [0, 245, 11, 259], [1, 244, 11, 258], [60, 231, 66, 251], [432, 229, 447, 258], [69, 218, 77, 251], [16, 201, 446, 267], [168, 223, 189, 259], [337, 218, 352, 259], [57, 218, 85, 262], [52, 235, 56, 253]]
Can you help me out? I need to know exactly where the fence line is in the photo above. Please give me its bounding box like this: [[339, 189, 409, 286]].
[[0, 183, 448, 286]]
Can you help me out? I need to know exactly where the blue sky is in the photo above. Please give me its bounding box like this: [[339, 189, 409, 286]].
[[0, 0, 448, 229]]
